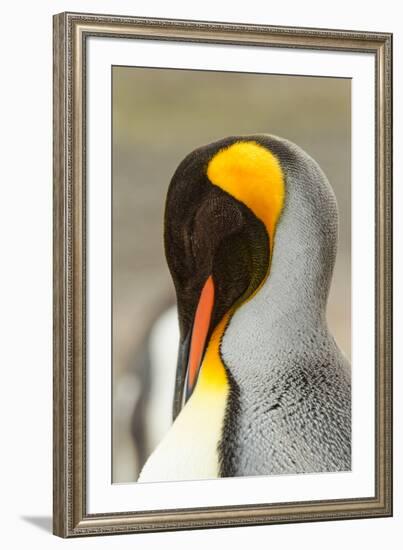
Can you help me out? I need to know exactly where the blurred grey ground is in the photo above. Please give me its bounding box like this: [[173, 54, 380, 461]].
[[112, 67, 351, 482]]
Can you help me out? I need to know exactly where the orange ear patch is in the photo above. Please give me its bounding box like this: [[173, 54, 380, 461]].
[[207, 141, 285, 247]]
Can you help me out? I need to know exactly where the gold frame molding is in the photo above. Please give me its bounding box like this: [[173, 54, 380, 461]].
[[53, 11, 393, 538]]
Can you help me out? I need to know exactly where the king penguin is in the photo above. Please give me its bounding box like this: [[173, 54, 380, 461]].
[[137, 134, 351, 482]]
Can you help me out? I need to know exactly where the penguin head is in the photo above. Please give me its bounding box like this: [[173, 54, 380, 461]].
[[164, 135, 339, 418]]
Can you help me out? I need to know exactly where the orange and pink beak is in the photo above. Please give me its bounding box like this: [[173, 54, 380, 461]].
[[184, 276, 215, 401]]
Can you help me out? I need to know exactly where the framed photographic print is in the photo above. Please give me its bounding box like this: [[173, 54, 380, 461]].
[[53, 12, 392, 537]]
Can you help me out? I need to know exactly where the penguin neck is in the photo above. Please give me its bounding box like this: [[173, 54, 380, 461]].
[[261, 211, 336, 330], [222, 185, 338, 360], [261, 154, 339, 329]]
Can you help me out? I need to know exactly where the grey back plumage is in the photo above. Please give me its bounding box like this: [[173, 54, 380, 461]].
[[220, 134, 351, 476]]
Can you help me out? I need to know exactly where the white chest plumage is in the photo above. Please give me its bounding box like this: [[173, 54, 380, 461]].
[[138, 382, 228, 482]]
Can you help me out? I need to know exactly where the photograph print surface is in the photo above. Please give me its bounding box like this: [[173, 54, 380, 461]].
[[112, 66, 351, 483]]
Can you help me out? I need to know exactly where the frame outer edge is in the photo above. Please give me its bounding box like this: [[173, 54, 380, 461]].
[[375, 33, 393, 519], [53, 12, 68, 538], [52, 11, 393, 537], [383, 32, 393, 518]]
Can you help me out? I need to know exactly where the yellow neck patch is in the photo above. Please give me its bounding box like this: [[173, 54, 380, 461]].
[[206, 141, 285, 249], [196, 312, 231, 390]]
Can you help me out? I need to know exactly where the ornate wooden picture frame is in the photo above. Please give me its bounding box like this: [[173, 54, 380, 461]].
[[53, 11, 392, 537]]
